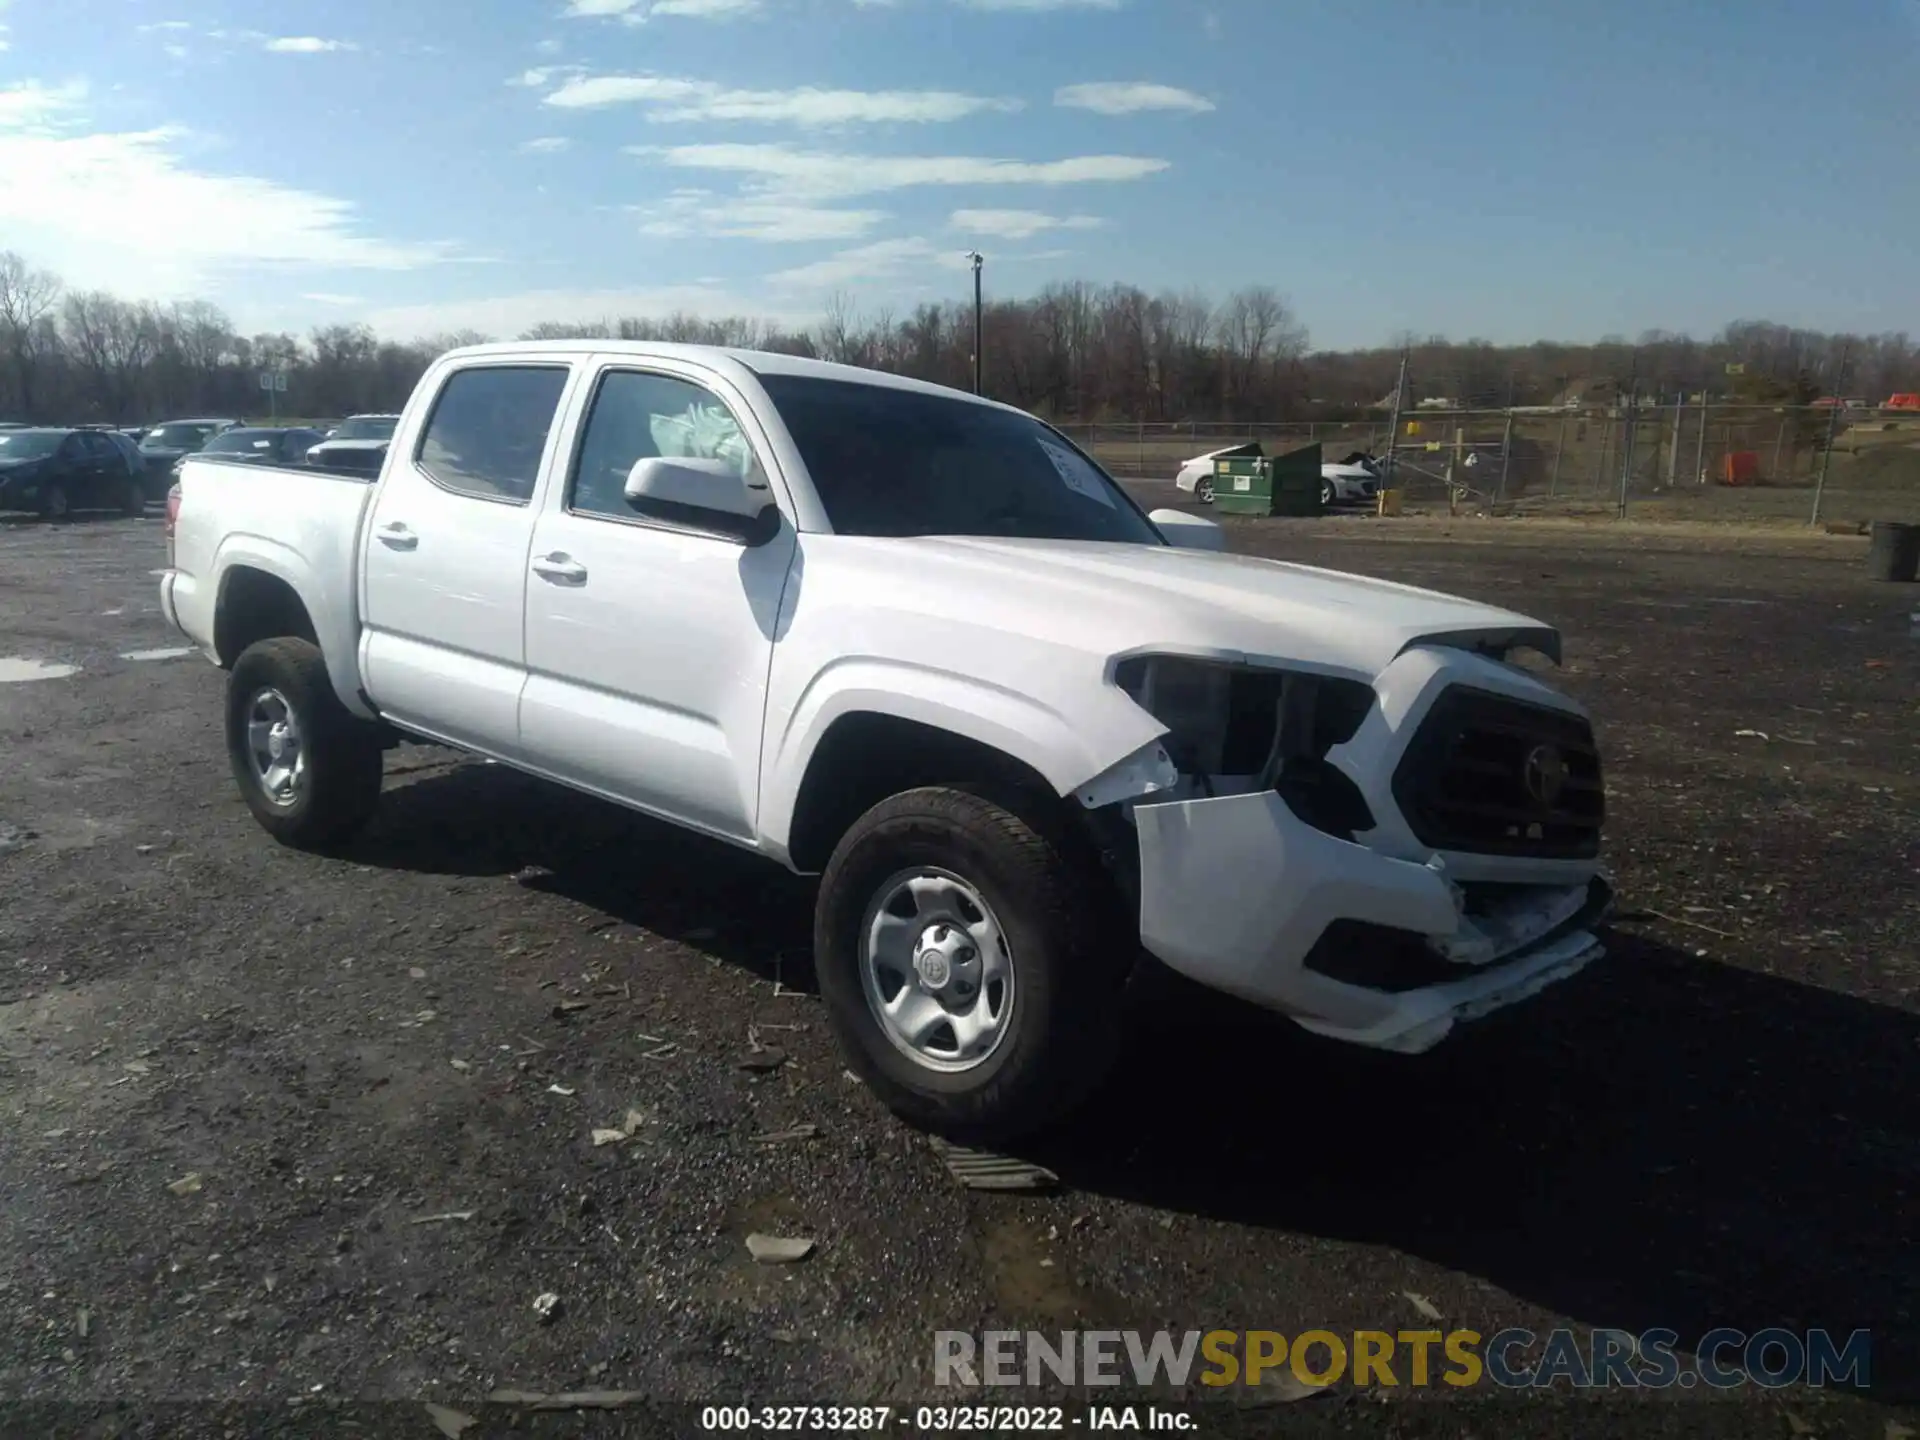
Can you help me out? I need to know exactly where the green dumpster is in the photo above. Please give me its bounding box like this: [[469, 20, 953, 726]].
[[1210, 442, 1324, 517]]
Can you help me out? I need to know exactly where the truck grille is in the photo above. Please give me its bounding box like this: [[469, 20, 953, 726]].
[[1391, 687, 1603, 859]]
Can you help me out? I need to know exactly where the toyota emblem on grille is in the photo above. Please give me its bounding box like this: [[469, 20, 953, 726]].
[[1523, 744, 1569, 808]]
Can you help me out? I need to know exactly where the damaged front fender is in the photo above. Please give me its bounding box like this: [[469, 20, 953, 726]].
[[1073, 738, 1180, 810]]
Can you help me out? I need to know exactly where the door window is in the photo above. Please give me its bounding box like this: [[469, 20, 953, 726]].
[[567, 370, 764, 521], [414, 365, 569, 503]]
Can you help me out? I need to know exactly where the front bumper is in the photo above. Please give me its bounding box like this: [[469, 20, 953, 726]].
[[1134, 788, 1606, 1053]]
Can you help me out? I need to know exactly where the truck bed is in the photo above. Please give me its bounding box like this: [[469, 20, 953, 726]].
[[166, 456, 377, 704]]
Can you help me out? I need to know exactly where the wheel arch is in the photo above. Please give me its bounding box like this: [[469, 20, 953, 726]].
[[781, 711, 1062, 874], [214, 563, 319, 667], [209, 539, 371, 720]]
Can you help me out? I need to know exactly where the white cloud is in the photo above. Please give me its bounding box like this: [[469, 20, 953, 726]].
[[957, 0, 1120, 9], [511, 65, 583, 87], [0, 79, 87, 129], [563, 0, 764, 22], [0, 79, 458, 296], [765, 234, 1070, 291], [301, 292, 364, 305], [1054, 81, 1213, 115], [362, 284, 812, 340], [136, 19, 194, 31], [634, 188, 886, 242], [518, 136, 572, 153], [535, 37, 565, 54], [545, 75, 1021, 125], [263, 36, 356, 53], [950, 208, 1102, 240], [767, 237, 965, 289], [631, 142, 1169, 200]]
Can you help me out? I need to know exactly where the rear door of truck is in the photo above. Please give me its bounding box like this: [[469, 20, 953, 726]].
[[357, 358, 578, 759]]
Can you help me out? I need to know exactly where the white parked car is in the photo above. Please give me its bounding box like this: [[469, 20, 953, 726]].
[[1172, 442, 1258, 504], [1321, 451, 1386, 506], [1173, 444, 1385, 508], [163, 343, 1608, 1141]]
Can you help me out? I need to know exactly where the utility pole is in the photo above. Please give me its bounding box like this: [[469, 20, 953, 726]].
[[1693, 383, 1710, 484], [1810, 342, 1852, 526], [966, 251, 984, 395], [1665, 390, 1683, 486], [1381, 348, 1408, 486], [1616, 352, 1639, 518], [1496, 410, 1514, 504]]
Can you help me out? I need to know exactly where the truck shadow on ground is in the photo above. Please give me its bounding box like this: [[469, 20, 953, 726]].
[[349, 759, 1917, 1395], [352, 756, 819, 991], [1038, 942, 1920, 1397]]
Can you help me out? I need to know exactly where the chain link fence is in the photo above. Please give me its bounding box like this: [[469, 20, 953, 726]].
[[1061, 405, 1920, 526]]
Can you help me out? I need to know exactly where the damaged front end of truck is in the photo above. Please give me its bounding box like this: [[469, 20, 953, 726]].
[[1073, 635, 1611, 1054]]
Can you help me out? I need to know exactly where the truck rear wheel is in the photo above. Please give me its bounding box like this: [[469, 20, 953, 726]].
[[814, 783, 1129, 1143], [225, 637, 383, 850]]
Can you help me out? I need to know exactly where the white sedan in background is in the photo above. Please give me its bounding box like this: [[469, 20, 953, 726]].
[[1173, 444, 1384, 508]]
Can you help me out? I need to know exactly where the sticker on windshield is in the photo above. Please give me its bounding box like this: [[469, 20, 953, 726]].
[[1037, 438, 1115, 509]]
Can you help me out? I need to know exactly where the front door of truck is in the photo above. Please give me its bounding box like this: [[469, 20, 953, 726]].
[[519, 362, 796, 843], [358, 361, 574, 758]]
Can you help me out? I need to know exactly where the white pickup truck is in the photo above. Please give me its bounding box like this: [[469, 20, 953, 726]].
[[162, 342, 1609, 1140]]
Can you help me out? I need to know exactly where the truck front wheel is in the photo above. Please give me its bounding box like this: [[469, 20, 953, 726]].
[[225, 637, 383, 850], [814, 783, 1129, 1143]]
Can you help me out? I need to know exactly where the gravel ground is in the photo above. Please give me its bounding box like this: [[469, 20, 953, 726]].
[[0, 502, 1914, 1435]]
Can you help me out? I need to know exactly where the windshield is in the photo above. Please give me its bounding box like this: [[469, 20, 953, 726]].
[[758, 374, 1162, 544], [0, 430, 64, 459], [143, 423, 219, 450], [204, 430, 279, 455], [333, 417, 397, 441]]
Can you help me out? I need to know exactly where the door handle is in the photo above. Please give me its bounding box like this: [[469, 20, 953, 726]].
[[376, 522, 418, 551], [532, 552, 588, 585]]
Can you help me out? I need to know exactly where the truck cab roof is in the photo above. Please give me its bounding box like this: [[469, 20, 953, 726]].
[[438, 340, 1025, 414]]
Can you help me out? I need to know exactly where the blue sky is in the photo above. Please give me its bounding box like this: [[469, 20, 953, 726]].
[[1, 0, 1916, 348]]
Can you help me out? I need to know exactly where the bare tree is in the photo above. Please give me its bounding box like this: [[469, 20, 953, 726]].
[[0, 250, 63, 418], [814, 290, 866, 366], [0, 244, 1913, 433]]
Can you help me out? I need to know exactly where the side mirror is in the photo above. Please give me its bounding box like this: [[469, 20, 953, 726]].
[[1150, 507, 1226, 552], [624, 456, 769, 521]]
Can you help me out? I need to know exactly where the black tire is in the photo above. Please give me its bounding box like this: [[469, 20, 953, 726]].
[[1320, 479, 1334, 508], [1195, 477, 1214, 504], [814, 782, 1130, 1142], [39, 481, 70, 522], [225, 637, 383, 850], [119, 478, 145, 517]]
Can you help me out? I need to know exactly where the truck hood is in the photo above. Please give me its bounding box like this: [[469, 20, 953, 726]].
[[837, 535, 1560, 674]]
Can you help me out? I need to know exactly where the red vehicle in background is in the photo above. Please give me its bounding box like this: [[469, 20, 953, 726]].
[[1885, 393, 1920, 410]]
